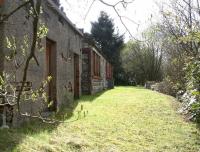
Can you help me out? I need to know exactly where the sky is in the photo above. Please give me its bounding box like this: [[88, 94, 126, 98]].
[[60, 0, 165, 41]]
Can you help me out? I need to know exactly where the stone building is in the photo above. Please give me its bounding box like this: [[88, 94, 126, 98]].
[[82, 41, 114, 95], [0, 0, 83, 126]]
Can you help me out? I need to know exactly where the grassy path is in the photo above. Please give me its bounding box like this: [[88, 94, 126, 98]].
[[0, 87, 200, 152]]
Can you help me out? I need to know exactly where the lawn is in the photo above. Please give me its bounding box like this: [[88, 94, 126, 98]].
[[0, 87, 200, 152]]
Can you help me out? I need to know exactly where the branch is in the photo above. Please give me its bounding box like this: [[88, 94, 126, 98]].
[[0, 0, 82, 125], [113, 7, 135, 39], [82, 0, 140, 41], [0, 102, 17, 106], [20, 111, 87, 124], [84, 0, 96, 21], [20, 113, 61, 124], [0, 0, 32, 24], [197, 0, 200, 16], [114, 0, 134, 7], [33, 54, 40, 66], [98, 0, 140, 41], [16, 0, 42, 113], [120, 15, 140, 26]]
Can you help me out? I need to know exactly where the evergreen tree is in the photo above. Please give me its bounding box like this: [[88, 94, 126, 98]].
[[91, 11, 125, 84]]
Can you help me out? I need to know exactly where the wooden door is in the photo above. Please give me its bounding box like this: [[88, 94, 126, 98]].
[[74, 54, 80, 98], [0, 0, 5, 6], [46, 39, 57, 111]]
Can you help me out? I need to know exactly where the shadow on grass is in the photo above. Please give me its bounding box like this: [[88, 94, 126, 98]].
[[56, 90, 108, 119], [0, 90, 108, 152], [78, 90, 108, 103], [0, 120, 59, 152]]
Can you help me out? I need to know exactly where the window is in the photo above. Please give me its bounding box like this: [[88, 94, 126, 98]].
[[106, 62, 112, 79], [92, 51, 100, 77]]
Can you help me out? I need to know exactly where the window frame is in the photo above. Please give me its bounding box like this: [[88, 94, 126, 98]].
[[92, 51, 101, 78], [106, 62, 112, 80]]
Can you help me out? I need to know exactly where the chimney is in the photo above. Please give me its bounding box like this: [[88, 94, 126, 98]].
[[61, 7, 64, 12]]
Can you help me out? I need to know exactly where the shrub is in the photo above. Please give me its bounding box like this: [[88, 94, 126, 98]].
[[179, 57, 200, 122]]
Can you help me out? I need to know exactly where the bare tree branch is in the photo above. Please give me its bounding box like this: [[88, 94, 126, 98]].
[[81, 0, 140, 40], [16, 0, 42, 113], [84, 0, 96, 21], [0, 0, 32, 24], [98, 0, 140, 41]]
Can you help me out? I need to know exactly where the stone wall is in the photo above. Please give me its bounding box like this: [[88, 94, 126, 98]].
[[1, 0, 83, 126], [0, 26, 4, 75], [81, 49, 91, 94], [91, 50, 106, 94], [0, 3, 5, 75], [82, 44, 111, 95]]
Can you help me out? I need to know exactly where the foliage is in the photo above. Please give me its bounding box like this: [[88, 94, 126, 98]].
[[0, 72, 52, 106], [183, 56, 200, 121], [156, 0, 200, 121], [90, 11, 125, 84], [0, 87, 200, 151], [121, 40, 163, 85], [184, 57, 200, 91]]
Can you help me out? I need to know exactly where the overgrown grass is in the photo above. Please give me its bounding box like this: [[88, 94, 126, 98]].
[[0, 87, 200, 152]]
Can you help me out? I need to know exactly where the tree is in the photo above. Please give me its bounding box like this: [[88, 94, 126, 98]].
[[121, 39, 163, 85], [159, 0, 200, 85], [157, 0, 200, 121], [91, 11, 125, 84]]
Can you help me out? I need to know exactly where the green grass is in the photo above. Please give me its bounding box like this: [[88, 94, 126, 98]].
[[0, 87, 200, 152]]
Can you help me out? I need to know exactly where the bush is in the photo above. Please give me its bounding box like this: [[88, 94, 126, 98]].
[[146, 79, 178, 97], [175, 57, 200, 122]]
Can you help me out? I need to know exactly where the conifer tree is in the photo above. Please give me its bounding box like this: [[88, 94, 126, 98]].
[[91, 11, 124, 84]]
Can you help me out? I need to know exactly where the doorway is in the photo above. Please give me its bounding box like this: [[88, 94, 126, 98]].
[[46, 39, 57, 111]]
